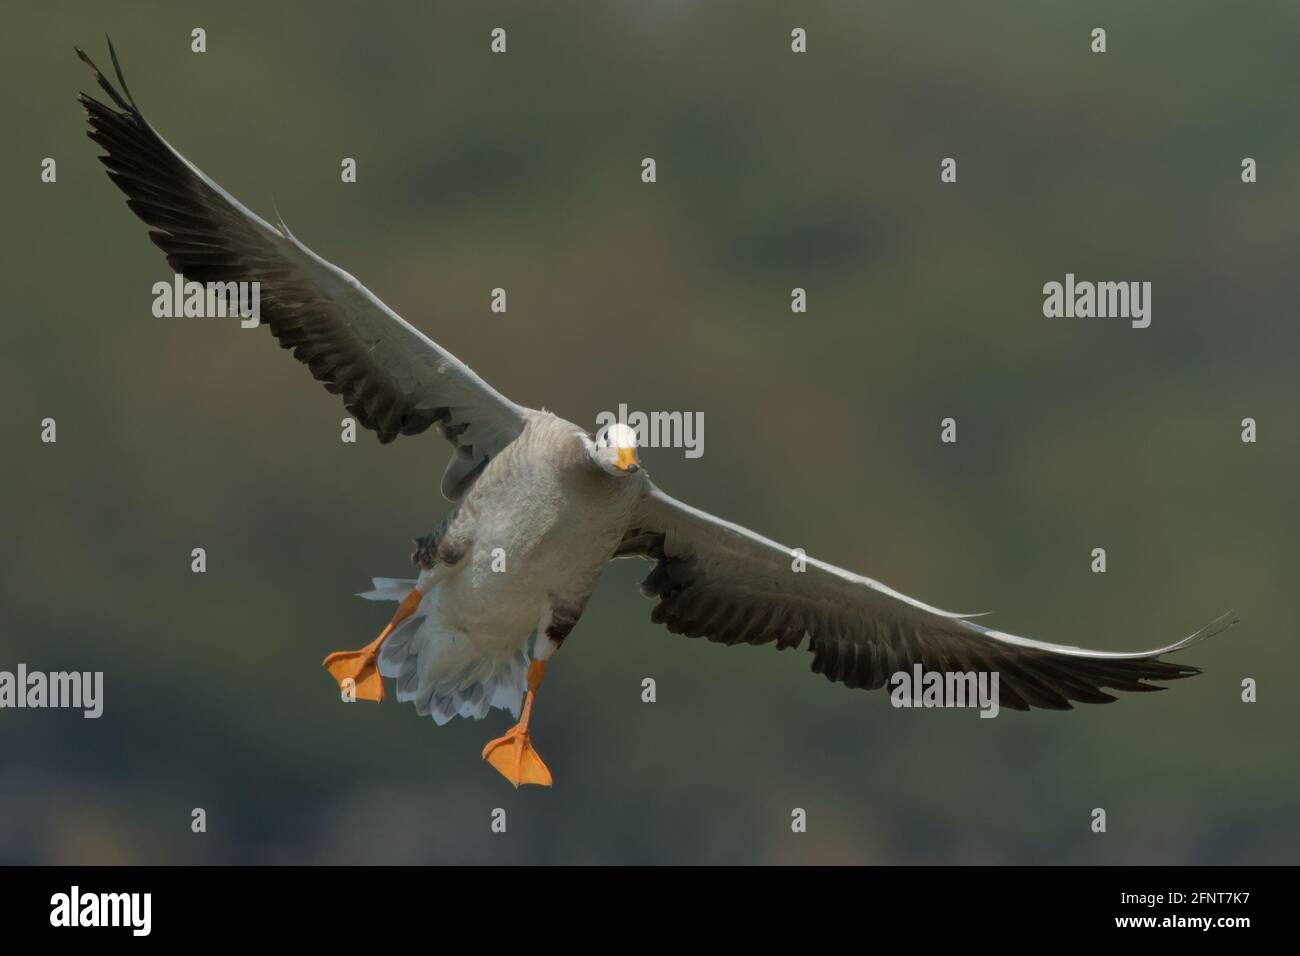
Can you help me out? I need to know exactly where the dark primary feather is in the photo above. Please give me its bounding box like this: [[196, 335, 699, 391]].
[[619, 487, 1234, 711], [76, 38, 526, 495]]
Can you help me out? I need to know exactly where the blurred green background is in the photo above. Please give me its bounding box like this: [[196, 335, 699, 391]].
[[2, 1, 1297, 864]]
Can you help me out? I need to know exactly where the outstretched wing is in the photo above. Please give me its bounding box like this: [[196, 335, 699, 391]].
[[77, 39, 526, 500], [617, 486, 1235, 711]]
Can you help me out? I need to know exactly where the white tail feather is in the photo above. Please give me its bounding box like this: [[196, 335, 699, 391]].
[[358, 577, 419, 601], [363, 579, 527, 725]]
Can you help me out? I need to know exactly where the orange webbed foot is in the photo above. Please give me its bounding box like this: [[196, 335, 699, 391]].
[[322, 588, 424, 703], [482, 725, 553, 788], [323, 647, 384, 702]]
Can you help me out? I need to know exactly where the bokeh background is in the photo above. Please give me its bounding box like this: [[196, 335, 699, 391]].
[[2, 1, 1297, 864]]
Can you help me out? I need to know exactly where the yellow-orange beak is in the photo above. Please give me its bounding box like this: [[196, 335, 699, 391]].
[[615, 446, 639, 472]]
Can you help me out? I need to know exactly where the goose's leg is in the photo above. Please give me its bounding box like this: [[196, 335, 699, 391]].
[[482, 660, 553, 788], [323, 589, 423, 703]]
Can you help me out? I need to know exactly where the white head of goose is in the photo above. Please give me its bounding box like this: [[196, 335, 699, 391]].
[[77, 40, 1237, 788], [585, 423, 642, 476]]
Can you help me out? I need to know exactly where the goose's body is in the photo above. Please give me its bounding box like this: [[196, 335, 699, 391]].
[[372, 411, 646, 727], [77, 40, 1236, 788]]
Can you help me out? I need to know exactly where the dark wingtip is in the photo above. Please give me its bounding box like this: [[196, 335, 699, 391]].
[[75, 36, 138, 115], [104, 35, 138, 110]]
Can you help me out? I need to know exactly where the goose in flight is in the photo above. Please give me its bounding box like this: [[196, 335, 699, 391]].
[[77, 40, 1235, 788]]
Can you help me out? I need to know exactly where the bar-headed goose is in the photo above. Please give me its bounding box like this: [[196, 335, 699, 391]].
[[78, 41, 1234, 787]]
